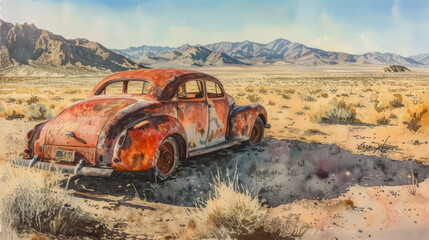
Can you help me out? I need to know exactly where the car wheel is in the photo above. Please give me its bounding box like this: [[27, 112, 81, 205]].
[[155, 136, 179, 180], [246, 116, 264, 145]]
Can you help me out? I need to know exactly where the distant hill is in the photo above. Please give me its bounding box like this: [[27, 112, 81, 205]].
[[409, 54, 429, 65], [137, 46, 245, 67], [114, 38, 426, 67], [381, 65, 411, 72], [112, 45, 173, 60], [0, 19, 144, 72]]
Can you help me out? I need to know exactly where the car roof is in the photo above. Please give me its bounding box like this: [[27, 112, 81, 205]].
[[89, 68, 221, 100]]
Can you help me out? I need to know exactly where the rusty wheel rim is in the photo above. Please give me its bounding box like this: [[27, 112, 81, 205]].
[[249, 120, 262, 144], [157, 142, 175, 175]]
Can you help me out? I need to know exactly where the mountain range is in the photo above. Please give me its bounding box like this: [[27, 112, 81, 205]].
[[1, 19, 429, 72], [0, 19, 144, 72], [114, 39, 427, 67]]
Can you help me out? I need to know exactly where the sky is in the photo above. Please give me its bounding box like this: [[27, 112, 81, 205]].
[[1, 0, 429, 56]]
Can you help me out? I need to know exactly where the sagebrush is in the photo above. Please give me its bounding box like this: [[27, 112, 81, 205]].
[[189, 170, 267, 239]]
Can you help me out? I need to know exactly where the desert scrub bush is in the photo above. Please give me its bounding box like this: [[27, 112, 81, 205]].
[[284, 88, 295, 94], [71, 98, 85, 102], [63, 89, 78, 94], [376, 116, 391, 125], [281, 94, 291, 100], [0, 161, 105, 238], [303, 129, 327, 136], [244, 85, 255, 93], [26, 95, 40, 105], [247, 94, 261, 103], [268, 100, 275, 106], [321, 93, 329, 98], [28, 104, 53, 121], [6, 110, 25, 120], [374, 103, 390, 113], [189, 171, 267, 239], [321, 100, 358, 124], [51, 96, 64, 101], [303, 96, 316, 102], [354, 103, 365, 108], [403, 108, 428, 132], [390, 94, 404, 108], [6, 97, 16, 103], [258, 86, 268, 94]]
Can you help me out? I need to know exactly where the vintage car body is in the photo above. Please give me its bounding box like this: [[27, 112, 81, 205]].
[[15, 69, 269, 178]]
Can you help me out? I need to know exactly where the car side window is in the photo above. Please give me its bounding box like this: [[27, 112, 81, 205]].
[[206, 80, 224, 98], [127, 81, 150, 95], [178, 80, 204, 99], [103, 81, 123, 95]]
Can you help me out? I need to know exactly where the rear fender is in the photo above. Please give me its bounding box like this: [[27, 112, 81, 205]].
[[26, 121, 49, 159], [112, 115, 187, 171], [228, 103, 267, 141]]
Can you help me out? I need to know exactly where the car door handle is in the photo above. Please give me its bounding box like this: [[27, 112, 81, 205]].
[[177, 106, 184, 110], [208, 104, 214, 108]]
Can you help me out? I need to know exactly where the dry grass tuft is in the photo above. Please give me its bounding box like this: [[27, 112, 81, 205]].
[[247, 94, 261, 103], [264, 214, 309, 239], [321, 99, 358, 124], [376, 116, 391, 125], [390, 94, 404, 108], [5, 110, 25, 120], [407, 170, 418, 196], [189, 171, 267, 239], [403, 108, 428, 132], [0, 161, 104, 238], [26, 95, 40, 105]]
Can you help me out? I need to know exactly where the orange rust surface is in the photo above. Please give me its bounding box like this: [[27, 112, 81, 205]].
[[45, 98, 136, 148], [113, 116, 186, 171], [25, 69, 268, 173], [207, 98, 229, 145], [44, 145, 97, 165], [177, 99, 208, 150], [88, 68, 199, 97], [230, 104, 267, 140]]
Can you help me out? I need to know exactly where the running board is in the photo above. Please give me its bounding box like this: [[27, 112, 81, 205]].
[[188, 140, 241, 157]]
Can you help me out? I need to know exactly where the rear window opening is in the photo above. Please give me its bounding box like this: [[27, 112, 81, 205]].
[[96, 80, 151, 96]]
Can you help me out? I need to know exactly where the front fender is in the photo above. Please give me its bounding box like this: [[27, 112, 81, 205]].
[[112, 115, 187, 171], [229, 103, 267, 141]]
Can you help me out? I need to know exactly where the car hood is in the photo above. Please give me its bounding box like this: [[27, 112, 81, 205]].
[[45, 97, 137, 147]]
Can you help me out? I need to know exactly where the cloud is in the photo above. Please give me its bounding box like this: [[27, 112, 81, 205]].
[[391, 0, 400, 18]]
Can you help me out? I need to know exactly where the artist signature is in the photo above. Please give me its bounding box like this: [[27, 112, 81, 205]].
[[357, 136, 391, 154]]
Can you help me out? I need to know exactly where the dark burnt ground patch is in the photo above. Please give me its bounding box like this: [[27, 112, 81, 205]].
[[66, 138, 429, 207]]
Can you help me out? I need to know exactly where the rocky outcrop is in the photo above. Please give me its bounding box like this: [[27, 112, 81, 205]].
[[381, 65, 411, 72], [0, 19, 144, 72]]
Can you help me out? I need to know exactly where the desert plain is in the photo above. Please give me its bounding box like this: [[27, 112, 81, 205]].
[[1, 66, 429, 239]]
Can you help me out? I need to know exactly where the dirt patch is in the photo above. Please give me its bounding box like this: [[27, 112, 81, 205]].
[[67, 138, 429, 207]]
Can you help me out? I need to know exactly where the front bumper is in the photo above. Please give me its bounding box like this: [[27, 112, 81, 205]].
[[12, 156, 114, 177]]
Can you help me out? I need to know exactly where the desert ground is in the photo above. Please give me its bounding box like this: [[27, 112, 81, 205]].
[[1, 67, 429, 239]]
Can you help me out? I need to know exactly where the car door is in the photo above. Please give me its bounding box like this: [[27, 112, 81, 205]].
[[176, 79, 209, 150], [205, 79, 228, 147]]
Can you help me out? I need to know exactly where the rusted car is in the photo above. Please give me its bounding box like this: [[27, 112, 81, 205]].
[[15, 69, 269, 179]]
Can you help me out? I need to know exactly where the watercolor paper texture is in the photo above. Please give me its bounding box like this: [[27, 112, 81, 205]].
[[1, 0, 429, 239]]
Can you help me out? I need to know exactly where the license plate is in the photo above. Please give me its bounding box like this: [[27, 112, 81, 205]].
[[56, 148, 75, 162]]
